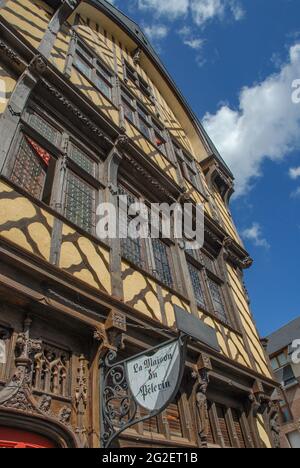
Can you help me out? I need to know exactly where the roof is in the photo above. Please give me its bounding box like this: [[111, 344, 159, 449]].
[[266, 317, 300, 355]]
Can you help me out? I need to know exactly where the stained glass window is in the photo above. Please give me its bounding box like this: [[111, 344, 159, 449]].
[[69, 144, 96, 176], [152, 239, 173, 288], [10, 137, 48, 199], [29, 113, 58, 145], [65, 172, 96, 234], [208, 279, 228, 323], [187, 262, 206, 309]]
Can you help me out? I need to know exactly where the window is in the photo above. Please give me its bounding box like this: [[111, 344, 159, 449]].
[[69, 142, 96, 177], [279, 400, 292, 423], [186, 249, 229, 324], [10, 136, 55, 202], [64, 171, 96, 234], [152, 119, 167, 156], [121, 88, 135, 124], [29, 113, 59, 145], [118, 185, 144, 266], [271, 350, 289, 370], [137, 104, 151, 139], [152, 239, 173, 288], [172, 140, 201, 188], [74, 39, 113, 99], [125, 62, 152, 98], [166, 401, 184, 438], [207, 278, 227, 323], [187, 262, 206, 309], [32, 342, 70, 397]]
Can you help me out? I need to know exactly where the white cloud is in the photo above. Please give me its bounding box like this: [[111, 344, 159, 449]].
[[203, 44, 300, 196], [291, 187, 300, 198], [144, 24, 169, 41], [242, 223, 270, 249], [289, 167, 300, 179], [183, 38, 204, 50], [136, 0, 244, 26], [137, 0, 189, 19], [190, 0, 224, 26]]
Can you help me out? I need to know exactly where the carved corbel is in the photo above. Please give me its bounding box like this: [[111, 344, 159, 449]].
[[94, 310, 126, 358], [132, 47, 142, 65], [252, 381, 271, 415], [29, 54, 48, 75], [192, 353, 212, 448]]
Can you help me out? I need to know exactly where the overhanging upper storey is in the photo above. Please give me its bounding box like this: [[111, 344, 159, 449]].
[[46, 0, 234, 183]]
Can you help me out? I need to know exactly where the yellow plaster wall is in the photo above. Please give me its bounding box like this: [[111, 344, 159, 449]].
[[256, 415, 272, 448], [0, 65, 16, 115], [59, 223, 112, 295], [0, 181, 53, 261], [226, 263, 272, 378], [1, 0, 52, 49]]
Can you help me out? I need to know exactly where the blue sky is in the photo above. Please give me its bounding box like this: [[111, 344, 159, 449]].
[[110, 0, 300, 337]]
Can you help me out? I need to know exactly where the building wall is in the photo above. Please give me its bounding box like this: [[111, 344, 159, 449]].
[[0, 0, 277, 448]]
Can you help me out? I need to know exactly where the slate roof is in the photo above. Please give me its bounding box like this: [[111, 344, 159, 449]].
[[266, 317, 300, 355]]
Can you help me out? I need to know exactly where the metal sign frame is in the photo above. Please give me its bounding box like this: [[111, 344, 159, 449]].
[[100, 334, 187, 448]]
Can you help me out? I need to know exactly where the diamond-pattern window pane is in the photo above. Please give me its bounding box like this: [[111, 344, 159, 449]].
[[152, 239, 173, 288], [10, 137, 47, 199], [187, 262, 206, 309], [69, 145, 96, 176], [65, 172, 96, 234], [30, 113, 58, 145], [208, 279, 228, 323]]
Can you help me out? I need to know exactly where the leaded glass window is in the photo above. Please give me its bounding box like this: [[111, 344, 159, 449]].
[[69, 144, 96, 176], [208, 279, 228, 323], [187, 262, 206, 309], [65, 171, 96, 234], [29, 113, 59, 145], [118, 185, 143, 266], [10, 137, 49, 199], [152, 239, 173, 288]]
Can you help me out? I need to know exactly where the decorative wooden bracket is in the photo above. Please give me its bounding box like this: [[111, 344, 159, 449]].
[[94, 310, 126, 358]]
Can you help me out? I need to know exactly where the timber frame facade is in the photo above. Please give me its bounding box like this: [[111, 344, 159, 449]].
[[0, 0, 279, 448]]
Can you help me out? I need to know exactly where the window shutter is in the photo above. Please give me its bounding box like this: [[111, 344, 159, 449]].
[[231, 409, 246, 448], [166, 402, 183, 438], [216, 404, 232, 447]]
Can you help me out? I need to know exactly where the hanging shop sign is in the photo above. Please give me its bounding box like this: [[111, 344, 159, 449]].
[[126, 340, 181, 412], [100, 336, 187, 448]]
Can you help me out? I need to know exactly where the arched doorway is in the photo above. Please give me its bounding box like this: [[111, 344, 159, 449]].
[[0, 427, 57, 448]]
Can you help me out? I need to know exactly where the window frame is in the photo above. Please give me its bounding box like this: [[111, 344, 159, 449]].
[[73, 36, 114, 101]]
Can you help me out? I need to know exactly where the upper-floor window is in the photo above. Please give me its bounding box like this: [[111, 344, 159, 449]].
[[152, 238, 173, 289], [118, 184, 145, 267], [172, 140, 204, 191], [74, 40, 113, 100], [186, 249, 229, 324], [124, 61, 152, 99], [137, 103, 151, 139], [8, 107, 100, 236], [270, 350, 289, 370], [121, 88, 171, 159]]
